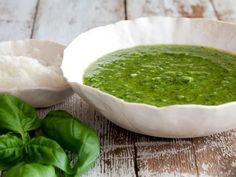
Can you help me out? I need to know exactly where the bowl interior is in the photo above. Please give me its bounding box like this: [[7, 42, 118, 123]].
[[63, 17, 236, 84]]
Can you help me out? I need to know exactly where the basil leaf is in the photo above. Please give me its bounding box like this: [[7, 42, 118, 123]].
[[4, 162, 57, 177], [26, 136, 72, 174], [0, 134, 24, 170], [42, 110, 100, 177], [0, 94, 40, 135]]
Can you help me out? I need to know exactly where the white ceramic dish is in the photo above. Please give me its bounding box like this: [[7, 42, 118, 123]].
[[0, 39, 73, 108], [62, 17, 236, 138]]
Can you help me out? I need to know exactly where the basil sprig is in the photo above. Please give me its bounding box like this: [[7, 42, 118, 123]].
[[0, 95, 40, 141], [42, 110, 100, 176], [5, 163, 57, 177], [0, 94, 100, 177], [0, 134, 24, 170]]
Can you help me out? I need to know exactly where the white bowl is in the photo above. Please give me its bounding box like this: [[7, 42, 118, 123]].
[[0, 39, 73, 108], [62, 17, 236, 138]]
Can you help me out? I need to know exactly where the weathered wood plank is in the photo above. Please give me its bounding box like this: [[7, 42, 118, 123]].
[[133, 134, 198, 176], [0, 0, 38, 41], [33, 0, 125, 44], [135, 139, 197, 177], [193, 131, 236, 177], [211, 0, 236, 22], [127, 0, 216, 19], [34, 0, 136, 176]]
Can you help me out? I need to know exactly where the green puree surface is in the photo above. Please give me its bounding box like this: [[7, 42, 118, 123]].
[[83, 45, 236, 107]]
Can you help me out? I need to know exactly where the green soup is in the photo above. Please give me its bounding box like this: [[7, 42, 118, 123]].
[[83, 45, 236, 107]]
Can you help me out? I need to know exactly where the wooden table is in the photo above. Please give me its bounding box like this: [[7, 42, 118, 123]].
[[1, 0, 236, 176]]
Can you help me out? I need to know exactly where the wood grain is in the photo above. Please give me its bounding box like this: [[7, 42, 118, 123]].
[[135, 139, 197, 176], [126, 0, 216, 19], [33, 0, 125, 44], [193, 131, 236, 177], [0, 0, 38, 41], [211, 0, 236, 22], [33, 0, 137, 176]]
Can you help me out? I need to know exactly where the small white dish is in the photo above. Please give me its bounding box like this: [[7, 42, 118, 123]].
[[62, 17, 236, 138], [0, 39, 73, 108]]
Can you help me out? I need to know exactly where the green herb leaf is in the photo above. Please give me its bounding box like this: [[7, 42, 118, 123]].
[[0, 94, 40, 135], [4, 162, 57, 177], [26, 136, 72, 174], [0, 134, 24, 170], [42, 110, 100, 177]]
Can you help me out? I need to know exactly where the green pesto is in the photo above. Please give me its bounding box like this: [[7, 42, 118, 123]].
[[83, 45, 236, 107]]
